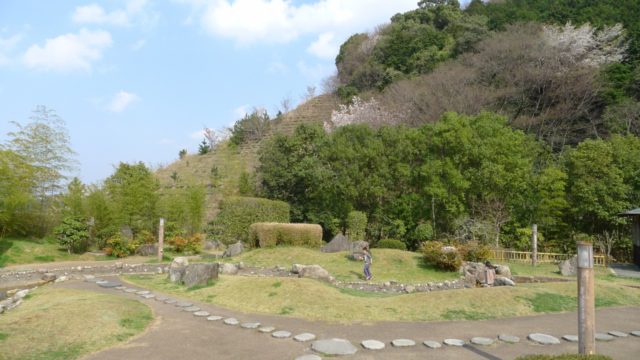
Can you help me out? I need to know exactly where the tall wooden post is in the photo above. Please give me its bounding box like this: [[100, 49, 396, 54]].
[[577, 241, 595, 355], [532, 224, 538, 267], [158, 218, 164, 262]]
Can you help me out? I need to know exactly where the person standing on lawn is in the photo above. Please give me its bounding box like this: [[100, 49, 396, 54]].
[[363, 244, 372, 281]]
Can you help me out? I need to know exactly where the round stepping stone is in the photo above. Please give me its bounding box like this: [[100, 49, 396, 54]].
[[471, 337, 494, 346], [562, 335, 579, 342], [272, 331, 292, 339], [609, 331, 628, 337], [596, 333, 615, 342], [294, 333, 317, 342], [444, 339, 465, 347], [528, 333, 560, 345], [164, 299, 177, 305], [141, 294, 155, 299], [184, 306, 200, 312], [98, 281, 122, 288], [136, 290, 150, 295], [241, 322, 261, 329], [361, 339, 385, 350], [312, 338, 358, 356], [207, 315, 223, 321], [295, 355, 321, 360], [115, 286, 126, 290], [423, 340, 442, 349], [176, 301, 193, 307], [125, 289, 138, 293], [95, 279, 108, 284], [258, 326, 275, 333], [631, 331, 640, 337], [155, 296, 169, 302], [499, 335, 520, 344], [223, 318, 239, 325], [193, 311, 210, 317], [391, 339, 416, 347]]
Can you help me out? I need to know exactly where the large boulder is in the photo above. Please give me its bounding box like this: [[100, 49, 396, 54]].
[[182, 263, 219, 287], [136, 243, 158, 256], [219, 262, 239, 275], [168, 257, 189, 283], [559, 255, 578, 276], [223, 241, 244, 258], [350, 240, 369, 261], [495, 276, 516, 286], [321, 233, 351, 253], [296, 264, 332, 281], [495, 264, 512, 279], [461, 262, 511, 286]]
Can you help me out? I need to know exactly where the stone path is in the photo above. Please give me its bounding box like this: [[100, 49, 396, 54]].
[[56, 278, 640, 360]]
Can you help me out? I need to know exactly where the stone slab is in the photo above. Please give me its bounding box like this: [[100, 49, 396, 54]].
[[154, 296, 169, 302], [471, 337, 494, 346], [176, 301, 193, 307], [125, 289, 138, 293], [207, 315, 223, 321], [444, 339, 465, 347], [164, 299, 177, 305], [528, 333, 560, 345], [423, 340, 441, 349], [596, 333, 615, 341], [312, 338, 358, 356], [136, 290, 150, 295], [184, 306, 201, 312], [98, 281, 122, 288], [294, 333, 316, 342], [241, 322, 261, 329], [224, 318, 239, 325], [361, 340, 385, 350], [498, 335, 520, 343], [141, 294, 155, 299], [258, 326, 275, 333], [193, 311, 210, 317], [272, 331, 292, 339], [631, 331, 640, 337], [609, 331, 628, 337], [391, 339, 416, 347], [562, 335, 579, 342], [115, 286, 126, 290]]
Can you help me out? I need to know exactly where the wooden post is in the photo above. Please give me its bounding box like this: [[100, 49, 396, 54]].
[[158, 218, 164, 262], [577, 241, 595, 355], [532, 224, 538, 267]]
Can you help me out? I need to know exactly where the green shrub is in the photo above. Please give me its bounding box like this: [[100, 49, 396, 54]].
[[421, 241, 462, 271], [105, 234, 130, 258], [207, 197, 290, 245], [376, 239, 407, 250], [413, 223, 434, 242], [54, 216, 90, 254], [135, 230, 155, 244], [459, 242, 492, 262], [249, 223, 323, 248], [346, 211, 367, 241]]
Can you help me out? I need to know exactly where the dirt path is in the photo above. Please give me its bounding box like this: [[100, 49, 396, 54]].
[[57, 278, 640, 360]]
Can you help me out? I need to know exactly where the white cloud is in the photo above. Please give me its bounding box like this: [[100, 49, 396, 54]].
[[108, 91, 140, 112], [23, 29, 112, 72], [193, 0, 416, 52], [72, 0, 158, 28], [307, 32, 338, 59]]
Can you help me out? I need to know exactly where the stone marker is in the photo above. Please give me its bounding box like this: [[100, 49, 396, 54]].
[[562, 335, 579, 342], [595, 333, 615, 341], [498, 335, 520, 343], [312, 339, 358, 356], [471, 337, 494, 346], [258, 326, 275, 333], [361, 340, 385, 350], [224, 318, 239, 325], [444, 339, 465, 347], [241, 322, 261, 329], [184, 306, 201, 312], [272, 331, 292, 339], [528, 333, 560, 345], [176, 301, 193, 307], [631, 331, 640, 337], [207, 315, 223, 321], [608, 331, 628, 337], [423, 340, 442, 349], [392, 339, 416, 347], [295, 355, 321, 360], [294, 333, 317, 342], [193, 311, 210, 317]]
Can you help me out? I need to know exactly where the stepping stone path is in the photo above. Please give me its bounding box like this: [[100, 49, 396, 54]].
[[258, 326, 275, 333], [312, 339, 358, 356], [193, 311, 210, 317], [609, 331, 628, 337], [207, 315, 223, 321], [596, 333, 615, 342], [632, 331, 640, 337], [164, 299, 177, 305], [294, 333, 316, 342], [562, 335, 579, 342], [176, 301, 193, 307], [444, 339, 465, 347], [272, 331, 292, 339], [471, 337, 494, 346], [184, 306, 201, 312], [136, 290, 150, 295], [98, 281, 122, 288], [392, 339, 416, 347], [499, 335, 520, 344], [528, 333, 560, 345], [423, 340, 442, 349], [361, 340, 385, 350], [224, 318, 239, 325], [295, 355, 322, 360], [241, 322, 261, 329]]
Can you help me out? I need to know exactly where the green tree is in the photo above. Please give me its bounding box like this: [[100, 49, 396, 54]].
[[85, 186, 113, 247], [62, 177, 85, 217], [230, 109, 271, 145], [54, 216, 90, 254], [346, 211, 367, 240], [0, 150, 36, 237]]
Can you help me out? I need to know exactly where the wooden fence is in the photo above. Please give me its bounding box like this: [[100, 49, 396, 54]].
[[490, 249, 606, 267]]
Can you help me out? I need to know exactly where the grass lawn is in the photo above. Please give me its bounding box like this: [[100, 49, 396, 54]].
[[0, 237, 107, 268], [0, 287, 153, 360], [125, 273, 640, 323], [222, 247, 459, 283]]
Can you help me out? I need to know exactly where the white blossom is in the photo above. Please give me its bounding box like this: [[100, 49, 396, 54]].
[[543, 23, 627, 67]]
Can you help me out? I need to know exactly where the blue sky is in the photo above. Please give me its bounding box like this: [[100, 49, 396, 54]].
[[0, 0, 459, 184]]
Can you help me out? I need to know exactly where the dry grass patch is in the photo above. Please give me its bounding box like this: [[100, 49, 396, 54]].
[[0, 287, 152, 360]]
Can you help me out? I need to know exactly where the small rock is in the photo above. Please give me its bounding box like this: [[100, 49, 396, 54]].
[[494, 276, 516, 286], [405, 285, 415, 293], [136, 290, 150, 295], [184, 306, 201, 312], [471, 337, 494, 346], [193, 311, 210, 317], [258, 326, 275, 333], [631, 331, 640, 337], [311, 338, 358, 356], [294, 333, 316, 342], [595, 333, 615, 342], [240, 322, 261, 329], [528, 333, 560, 345], [115, 286, 126, 290], [14, 289, 29, 299], [141, 294, 155, 299], [272, 331, 292, 339], [444, 339, 465, 347], [608, 331, 628, 337], [219, 262, 239, 275], [423, 340, 442, 349], [361, 340, 385, 350], [207, 315, 223, 321], [223, 318, 239, 325], [392, 339, 415, 347], [164, 299, 177, 304], [41, 273, 56, 282], [562, 335, 579, 342], [54, 276, 68, 283]]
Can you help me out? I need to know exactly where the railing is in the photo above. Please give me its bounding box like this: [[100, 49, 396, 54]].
[[490, 249, 606, 267]]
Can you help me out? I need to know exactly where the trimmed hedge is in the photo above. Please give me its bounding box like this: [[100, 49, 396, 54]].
[[376, 238, 407, 250], [208, 197, 290, 245], [249, 222, 323, 248]]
